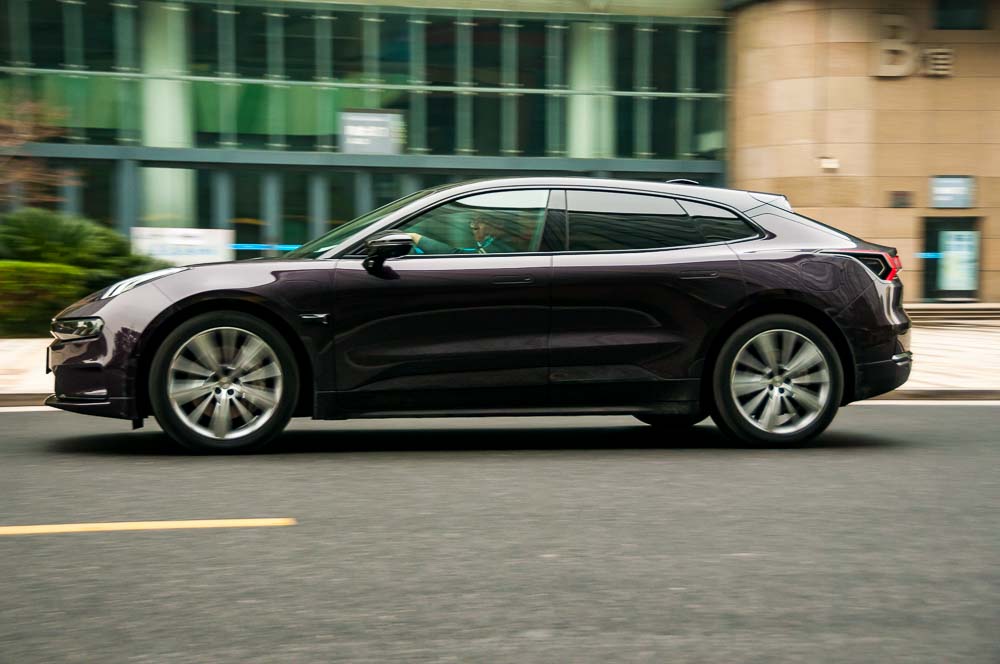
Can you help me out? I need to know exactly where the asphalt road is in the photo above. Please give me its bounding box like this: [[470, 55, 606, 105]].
[[1, 405, 998, 663]]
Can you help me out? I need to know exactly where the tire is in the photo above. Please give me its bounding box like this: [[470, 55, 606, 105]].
[[710, 314, 843, 446], [149, 311, 300, 453], [634, 413, 706, 429]]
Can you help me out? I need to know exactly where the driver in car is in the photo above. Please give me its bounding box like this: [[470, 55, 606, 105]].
[[407, 213, 518, 255]]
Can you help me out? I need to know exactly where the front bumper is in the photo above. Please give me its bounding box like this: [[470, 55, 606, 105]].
[[44, 393, 137, 420], [46, 335, 138, 420]]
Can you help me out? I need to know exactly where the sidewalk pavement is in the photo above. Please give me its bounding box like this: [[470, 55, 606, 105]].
[[2, 325, 999, 406]]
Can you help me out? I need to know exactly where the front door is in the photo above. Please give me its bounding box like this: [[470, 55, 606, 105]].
[[329, 189, 554, 415]]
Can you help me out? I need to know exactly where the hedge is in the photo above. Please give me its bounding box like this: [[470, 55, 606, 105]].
[[0, 261, 88, 336], [0, 208, 171, 293]]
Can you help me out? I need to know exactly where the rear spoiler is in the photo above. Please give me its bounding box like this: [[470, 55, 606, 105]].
[[748, 191, 792, 212]]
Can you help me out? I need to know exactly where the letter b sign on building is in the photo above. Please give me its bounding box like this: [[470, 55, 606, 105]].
[[873, 14, 918, 77]]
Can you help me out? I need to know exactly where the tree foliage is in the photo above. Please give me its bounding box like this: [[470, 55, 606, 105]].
[[0, 102, 64, 206]]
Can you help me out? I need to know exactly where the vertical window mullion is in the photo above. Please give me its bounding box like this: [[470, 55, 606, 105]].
[[408, 11, 427, 154], [62, 0, 85, 142], [500, 20, 518, 155], [362, 8, 380, 108], [633, 23, 652, 158], [315, 11, 333, 151], [455, 14, 473, 154], [10, 0, 29, 66], [544, 21, 565, 156], [114, 1, 138, 144], [266, 7, 286, 148], [676, 25, 696, 159], [218, 1, 237, 147], [62, 0, 83, 69]]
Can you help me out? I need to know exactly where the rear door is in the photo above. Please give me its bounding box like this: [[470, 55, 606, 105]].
[[548, 189, 750, 409]]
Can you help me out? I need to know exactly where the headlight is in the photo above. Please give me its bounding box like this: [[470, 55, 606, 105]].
[[101, 267, 187, 299], [51, 317, 104, 341]]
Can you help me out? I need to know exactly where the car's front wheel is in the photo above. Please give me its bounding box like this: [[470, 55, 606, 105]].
[[711, 314, 843, 446], [149, 312, 299, 453]]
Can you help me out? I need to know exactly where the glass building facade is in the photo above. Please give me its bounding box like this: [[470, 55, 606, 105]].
[[1, 0, 726, 255]]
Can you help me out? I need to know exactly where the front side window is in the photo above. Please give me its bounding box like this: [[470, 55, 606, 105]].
[[566, 191, 697, 251], [399, 190, 551, 255]]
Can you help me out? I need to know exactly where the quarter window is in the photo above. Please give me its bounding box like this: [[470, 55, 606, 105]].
[[566, 191, 697, 251], [400, 190, 551, 255], [678, 200, 758, 242]]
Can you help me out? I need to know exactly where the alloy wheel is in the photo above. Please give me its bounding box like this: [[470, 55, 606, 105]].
[[729, 329, 831, 435], [166, 327, 283, 441]]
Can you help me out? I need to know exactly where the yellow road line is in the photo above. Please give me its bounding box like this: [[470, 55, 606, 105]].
[[0, 518, 297, 536]]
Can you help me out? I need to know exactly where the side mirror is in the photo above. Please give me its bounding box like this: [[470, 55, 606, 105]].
[[363, 231, 414, 273]]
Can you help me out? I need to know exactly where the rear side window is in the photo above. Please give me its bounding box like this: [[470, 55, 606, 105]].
[[679, 200, 758, 242], [567, 191, 698, 251]]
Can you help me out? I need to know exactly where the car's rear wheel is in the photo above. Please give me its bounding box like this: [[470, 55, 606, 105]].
[[711, 314, 843, 446], [149, 312, 299, 453]]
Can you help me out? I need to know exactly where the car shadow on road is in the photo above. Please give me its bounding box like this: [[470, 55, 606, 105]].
[[48, 422, 904, 457]]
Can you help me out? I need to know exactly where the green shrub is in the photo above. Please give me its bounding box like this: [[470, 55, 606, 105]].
[[0, 207, 172, 292], [0, 261, 88, 336]]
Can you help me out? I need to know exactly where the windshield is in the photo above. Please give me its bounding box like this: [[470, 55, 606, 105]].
[[285, 188, 432, 259]]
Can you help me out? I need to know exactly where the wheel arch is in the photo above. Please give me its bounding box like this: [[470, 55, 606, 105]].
[[135, 295, 314, 418], [699, 295, 857, 408]]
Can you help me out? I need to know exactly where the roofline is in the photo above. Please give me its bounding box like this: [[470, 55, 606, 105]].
[[433, 176, 767, 212]]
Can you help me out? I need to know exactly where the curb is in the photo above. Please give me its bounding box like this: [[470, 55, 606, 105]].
[[3, 391, 1000, 409], [0, 394, 51, 407], [871, 390, 1000, 400]]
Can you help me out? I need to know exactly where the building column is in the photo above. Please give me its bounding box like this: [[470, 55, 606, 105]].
[[115, 159, 139, 235], [567, 22, 614, 158], [308, 173, 329, 240], [354, 171, 373, 216], [211, 171, 233, 230], [59, 169, 82, 218], [141, 1, 194, 227], [262, 172, 282, 254]]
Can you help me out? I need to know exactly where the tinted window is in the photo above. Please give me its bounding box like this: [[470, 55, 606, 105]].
[[679, 200, 758, 242], [401, 190, 550, 255], [935, 0, 985, 29], [567, 191, 697, 251]]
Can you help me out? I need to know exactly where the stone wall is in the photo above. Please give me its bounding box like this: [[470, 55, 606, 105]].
[[729, 0, 1000, 300]]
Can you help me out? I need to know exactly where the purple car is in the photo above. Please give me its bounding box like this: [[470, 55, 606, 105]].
[[46, 178, 911, 452]]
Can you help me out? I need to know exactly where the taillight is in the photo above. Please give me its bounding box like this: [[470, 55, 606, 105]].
[[824, 251, 901, 282]]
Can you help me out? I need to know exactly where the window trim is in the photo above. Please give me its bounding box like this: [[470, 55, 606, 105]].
[[340, 185, 556, 258], [336, 184, 765, 259], [556, 186, 764, 255]]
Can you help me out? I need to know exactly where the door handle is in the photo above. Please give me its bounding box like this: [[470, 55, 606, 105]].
[[680, 270, 719, 280], [491, 275, 535, 285]]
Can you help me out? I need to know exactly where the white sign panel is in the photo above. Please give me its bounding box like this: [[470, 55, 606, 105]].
[[340, 110, 405, 154], [938, 230, 979, 292], [131, 227, 235, 266]]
